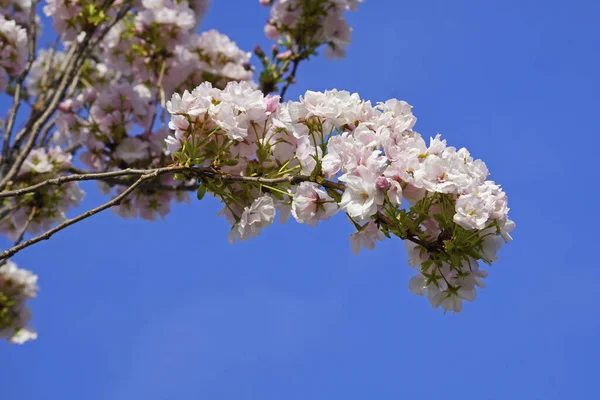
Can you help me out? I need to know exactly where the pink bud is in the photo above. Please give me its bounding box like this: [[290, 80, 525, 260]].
[[276, 50, 292, 60], [376, 176, 390, 191], [58, 100, 73, 112], [85, 91, 97, 103], [264, 94, 280, 114], [134, 22, 144, 34], [264, 24, 279, 40], [259, 0, 272, 5]]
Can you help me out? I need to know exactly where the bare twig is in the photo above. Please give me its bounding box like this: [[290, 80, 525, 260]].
[[13, 206, 37, 246], [39, 117, 57, 147], [280, 57, 301, 101]]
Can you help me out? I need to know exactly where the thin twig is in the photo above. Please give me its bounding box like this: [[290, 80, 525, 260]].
[[63, 143, 82, 154], [39, 117, 57, 147], [280, 57, 301, 101], [14, 206, 37, 246]]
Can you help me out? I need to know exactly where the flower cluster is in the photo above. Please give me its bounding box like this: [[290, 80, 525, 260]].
[[102, 0, 213, 89], [0, 260, 38, 344], [263, 0, 363, 59], [163, 29, 253, 95], [54, 81, 158, 170], [0, 12, 27, 92], [43, 0, 117, 40], [166, 81, 514, 313], [0, 147, 84, 240], [25, 48, 66, 96], [0, 0, 35, 27], [109, 174, 191, 221]]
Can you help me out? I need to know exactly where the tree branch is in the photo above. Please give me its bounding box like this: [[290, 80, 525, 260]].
[[13, 206, 37, 246], [0, 162, 443, 261], [0, 44, 80, 191], [0, 163, 349, 260], [0, 3, 132, 192], [280, 57, 301, 101], [0, 166, 346, 200], [0, 172, 154, 261]]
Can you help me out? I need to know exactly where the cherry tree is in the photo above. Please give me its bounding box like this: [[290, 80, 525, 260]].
[[0, 0, 515, 344]]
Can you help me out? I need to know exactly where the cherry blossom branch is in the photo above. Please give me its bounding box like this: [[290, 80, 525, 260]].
[[0, 3, 131, 192], [0, 44, 80, 190], [1, 0, 39, 166], [0, 172, 153, 261], [0, 165, 446, 262], [0, 167, 346, 260], [0, 165, 345, 199]]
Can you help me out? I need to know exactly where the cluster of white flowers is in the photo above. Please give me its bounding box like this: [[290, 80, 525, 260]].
[[0, 260, 38, 344], [291, 182, 338, 226], [0, 12, 27, 92], [165, 81, 514, 313], [406, 242, 490, 313], [0, 146, 84, 240], [164, 29, 253, 95], [136, 0, 195, 44], [0, 0, 34, 27], [25, 48, 66, 96], [263, 0, 363, 59], [109, 174, 191, 221], [102, 0, 213, 86], [43, 0, 89, 40], [166, 81, 283, 164], [54, 81, 157, 170], [20, 146, 72, 175]]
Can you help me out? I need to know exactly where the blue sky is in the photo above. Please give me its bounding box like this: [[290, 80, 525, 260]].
[[2, 0, 600, 398]]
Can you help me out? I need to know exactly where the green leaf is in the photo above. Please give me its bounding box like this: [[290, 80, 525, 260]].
[[325, 187, 341, 202], [206, 140, 218, 155], [196, 184, 207, 200]]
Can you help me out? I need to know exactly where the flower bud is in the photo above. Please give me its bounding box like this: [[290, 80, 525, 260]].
[[58, 100, 73, 112], [276, 50, 292, 60], [264, 23, 279, 40], [264, 94, 281, 114], [254, 45, 265, 58], [376, 176, 390, 191]]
